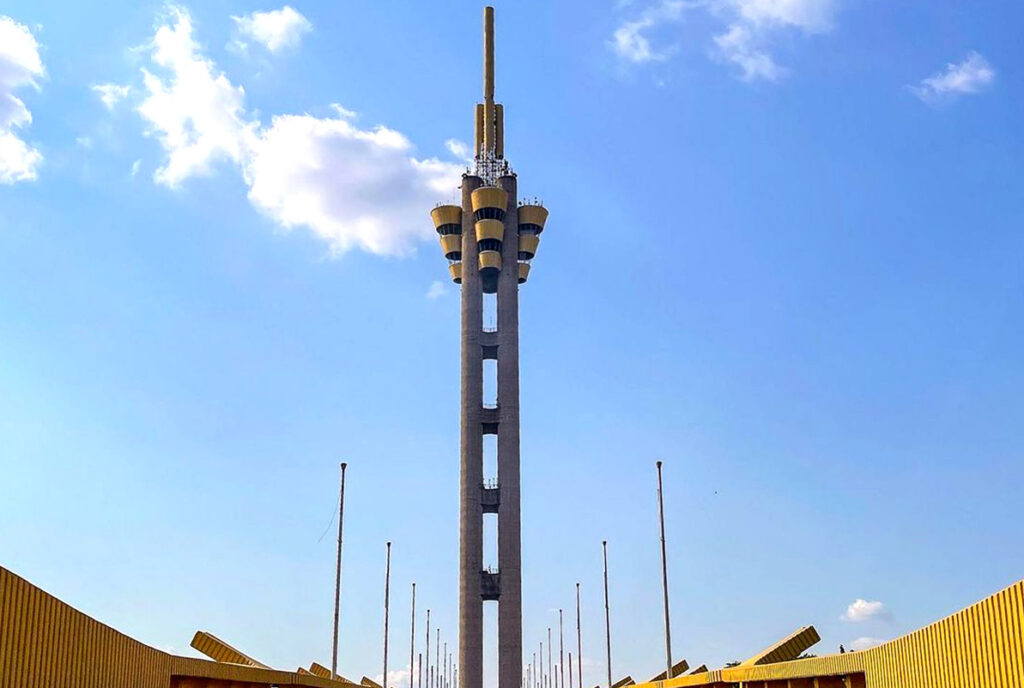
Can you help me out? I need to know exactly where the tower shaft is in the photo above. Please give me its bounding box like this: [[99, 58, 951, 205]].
[[434, 8, 547, 688]]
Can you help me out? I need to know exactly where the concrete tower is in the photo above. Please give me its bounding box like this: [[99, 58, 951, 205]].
[[430, 8, 549, 688]]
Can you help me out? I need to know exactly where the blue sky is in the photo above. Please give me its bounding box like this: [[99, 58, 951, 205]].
[[1, 0, 1022, 684]]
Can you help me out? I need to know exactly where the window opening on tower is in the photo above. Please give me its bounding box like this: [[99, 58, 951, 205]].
[[482, 359, 497, 409]]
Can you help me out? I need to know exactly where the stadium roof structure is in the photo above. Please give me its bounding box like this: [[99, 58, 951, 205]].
[[1, 564, 1022, 688]]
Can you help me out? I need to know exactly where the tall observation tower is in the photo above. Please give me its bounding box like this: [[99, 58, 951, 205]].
[[430, 7, 548, 688]]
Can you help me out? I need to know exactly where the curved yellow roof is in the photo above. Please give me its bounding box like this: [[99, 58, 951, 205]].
[[475, 219, 504, 242], [471, 187, 509, 213], [478, 250, 502, 271], [517, 204, 548, 228], [430, 205, 462, 229], [518, 234, 539, 257], [439, 234, 461, 257]]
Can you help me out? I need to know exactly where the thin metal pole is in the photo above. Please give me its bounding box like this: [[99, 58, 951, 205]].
[[602, 541, 612, 688], [425, 610, 431, 688], [533, 651, 538, 688], [435, 628, 440, 688], [332, 462, 348, 679], [539, 642, 544, 688], [419, 653, 423, 688], [568, 653, 573, 688], [384, 542, 392, 688], [443, 642, 447, 688], [559, 610, 565, 688], [410, 583, 417, 688], [548, 628, 552, 688], [656, 461, 673, 679], [575, 583, 582, 688]]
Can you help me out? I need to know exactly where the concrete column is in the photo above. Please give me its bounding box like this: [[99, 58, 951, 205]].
[[496, 174, 522, 688], [461, 175, 485, 688]]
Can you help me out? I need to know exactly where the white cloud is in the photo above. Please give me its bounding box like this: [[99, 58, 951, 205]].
[[849, 636, 884, 651], [246, 113, 462, 256], [76, 135, 93, 148], [911, 52, 994, 104], [332, 103, 358, 119], [374, 659, 420, 687], [841, 599, 889, 623], [137, 7, 257, 187], [612, 19, 660, 62], [0, 15, 44, 184], [232, 6, 312, 54], [611, 0, 838, 80], [426, 280, 447, 299], [92, 83, 130, 110], [131, 159, 141, 177], [713, 23, 783, 81], [728, 0, 837, 33], [131, 6, 462, 257], [610, 1, 689, 63], [445, 138, 471, 161]]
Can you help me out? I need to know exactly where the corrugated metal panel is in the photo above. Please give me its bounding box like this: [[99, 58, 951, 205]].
[[649, 659, 690, 681], [640, 579, 1024, 688], [311, 662, 333, 678], [0, 564, 173, 688], [190, 630, 269, 667], [740, 626, 822, 666], [0, 565, 364, 688]]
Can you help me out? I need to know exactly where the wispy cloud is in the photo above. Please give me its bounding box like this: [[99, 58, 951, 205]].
[[129, 6, 462, 256], [610, 0, 839, 81], [426, 280, 447, 299], [610, 1, 689, 63], [445, 138, 471, 162], [850, 636, 885, 651], [374, 658, 421, 687], [911, 52, 994, 104], [232, 6, 312, 54], [0, 14, 44, 183], [841, 599, 890, 623], [713, 23, 783, 81], [92, 83, 131, 110]]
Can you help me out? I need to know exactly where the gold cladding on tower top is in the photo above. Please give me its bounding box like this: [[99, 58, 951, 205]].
[[430, 6, 548, 289]]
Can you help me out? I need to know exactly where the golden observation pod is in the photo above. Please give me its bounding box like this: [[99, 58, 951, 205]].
[[479, 250, 502, 292], [449, 262, 463, 284], [517, 204, 548, 234], [518, 262, 531, 284], [432, 204, 463, 261], [471, 187, 509, 218], [439, 234, 462, 260], [479, 250, 502, 271], [471, 187, 508, 294], [431, 204, 462, 228], [475, 219, 504, 243], [517, 234, 539, 260]]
